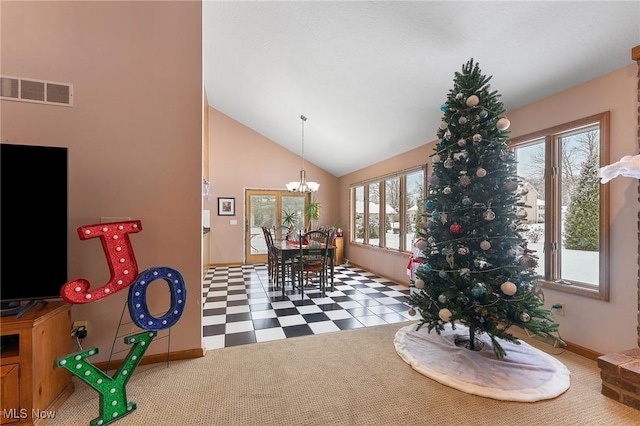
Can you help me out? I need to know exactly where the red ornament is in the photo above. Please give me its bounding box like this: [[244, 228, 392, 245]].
[[449, 222, 462, 235]]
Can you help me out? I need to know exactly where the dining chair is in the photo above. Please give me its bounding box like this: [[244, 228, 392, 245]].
[[311, 226, 337, 290], [262, 226, 294, 288], [291, 229, 331, 297], [261, 226, 278, 285]]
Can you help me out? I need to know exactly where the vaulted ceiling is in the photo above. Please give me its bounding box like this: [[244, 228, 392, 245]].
[[203, 1, 640, 177]]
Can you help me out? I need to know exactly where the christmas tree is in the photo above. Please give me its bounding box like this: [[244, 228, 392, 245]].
[[407, 59, 563, 359]]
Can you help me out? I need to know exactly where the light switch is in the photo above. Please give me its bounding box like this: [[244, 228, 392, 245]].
[[230, 219, 238, 225]]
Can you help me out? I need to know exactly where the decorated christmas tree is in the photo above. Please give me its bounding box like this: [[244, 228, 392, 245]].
[[407, 59, 563, 359]]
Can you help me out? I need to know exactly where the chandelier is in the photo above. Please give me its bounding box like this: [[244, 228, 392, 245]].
[[286, 115, 319, 193]]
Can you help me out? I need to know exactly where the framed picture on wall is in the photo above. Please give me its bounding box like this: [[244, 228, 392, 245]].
[[218, 197, 235, 216]]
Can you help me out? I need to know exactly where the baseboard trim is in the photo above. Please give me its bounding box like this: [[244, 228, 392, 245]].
[[563, 341, 602, 361], [94, 347, 205, 371], [209, 262, 243, 268]]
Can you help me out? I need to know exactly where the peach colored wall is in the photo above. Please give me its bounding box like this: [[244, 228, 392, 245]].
[[338, 63, 638, 355], [206, 108, 340, 264], [508, 64, 638, 355], [1, 1, 203, 362]]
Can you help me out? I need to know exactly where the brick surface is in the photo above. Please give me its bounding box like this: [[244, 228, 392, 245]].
[[598, 352, 636, 370], [621, 360, 640, 382], [601, 383, 621, 401], [601, 371, 640, 393], [621, 394, 640, 411]]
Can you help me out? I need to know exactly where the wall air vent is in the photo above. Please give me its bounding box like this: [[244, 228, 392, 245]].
[[0, 76, 73, 106]]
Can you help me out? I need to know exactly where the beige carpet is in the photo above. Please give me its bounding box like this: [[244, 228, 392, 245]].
[[48, 321, 639, 426]]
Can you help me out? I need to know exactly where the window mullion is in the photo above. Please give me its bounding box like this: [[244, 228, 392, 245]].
[[548, 134, 561, 283], [399, 176, 406, 252]]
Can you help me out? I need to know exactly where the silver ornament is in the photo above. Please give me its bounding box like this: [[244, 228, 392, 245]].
[[483, 209, 496, 221], [520, 312, 531, 322], [505, 181, 518, 192]]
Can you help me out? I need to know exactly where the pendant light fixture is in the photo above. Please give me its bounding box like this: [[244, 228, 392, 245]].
[[286, 115, 319, 193]]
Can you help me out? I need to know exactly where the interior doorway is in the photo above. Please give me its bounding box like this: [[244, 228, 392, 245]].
[[245, 189, 308, 263]]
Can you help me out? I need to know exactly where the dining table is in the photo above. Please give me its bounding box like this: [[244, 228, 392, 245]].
[[273, 239, 336, 296]]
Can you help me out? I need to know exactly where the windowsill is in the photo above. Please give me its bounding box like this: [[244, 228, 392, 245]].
[[540, 279, 608, 301], [348, 241, 412, 258]]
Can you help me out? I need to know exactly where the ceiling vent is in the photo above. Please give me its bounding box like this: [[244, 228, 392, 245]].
[[1, 76, 73, 106]]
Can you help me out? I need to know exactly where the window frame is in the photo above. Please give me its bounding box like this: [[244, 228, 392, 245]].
[[350, 165, 426, 253], [510, 112, 610, 301]]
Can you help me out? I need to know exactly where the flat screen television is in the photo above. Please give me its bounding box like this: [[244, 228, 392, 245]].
[[1, 143, 68, 317]]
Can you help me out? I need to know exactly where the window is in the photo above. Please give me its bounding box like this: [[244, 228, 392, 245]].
[[385, 176, 400, 250], [354, 186, 364, 244], [511, 112, 609, 300], [350, 167, 425, 252]]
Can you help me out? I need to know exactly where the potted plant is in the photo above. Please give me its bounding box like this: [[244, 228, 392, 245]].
[[282, 209, 298, 240], [305, 198, 321, 231], [282, 209, 298, 228]]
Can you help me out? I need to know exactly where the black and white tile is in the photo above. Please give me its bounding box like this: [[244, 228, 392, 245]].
[[202, 263, 413, 350]]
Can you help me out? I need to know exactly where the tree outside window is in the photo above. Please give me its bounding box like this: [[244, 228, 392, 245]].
[[351, 168, 424, 252], [512, 113, 609, 300]]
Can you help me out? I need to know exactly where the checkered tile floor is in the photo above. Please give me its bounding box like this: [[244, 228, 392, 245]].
[[202, 263, 413, 350]]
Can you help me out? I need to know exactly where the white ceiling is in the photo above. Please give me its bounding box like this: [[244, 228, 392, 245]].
[[203, 1, 640, 177]]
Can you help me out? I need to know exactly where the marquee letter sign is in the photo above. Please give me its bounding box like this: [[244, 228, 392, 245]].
[[61, 221, 142, 303], [128, 267, 186, 331], [57, 220, 187, 425], [55, 331, 156, 426]]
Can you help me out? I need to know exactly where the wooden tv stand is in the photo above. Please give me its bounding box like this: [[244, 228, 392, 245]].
[[0, 301, 74, 425]]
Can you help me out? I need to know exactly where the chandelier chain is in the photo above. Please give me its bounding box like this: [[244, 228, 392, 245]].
[[301, 114, 307, 169]]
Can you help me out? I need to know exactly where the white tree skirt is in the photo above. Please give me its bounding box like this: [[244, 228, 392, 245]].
[[394, 323, 570, 402]]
